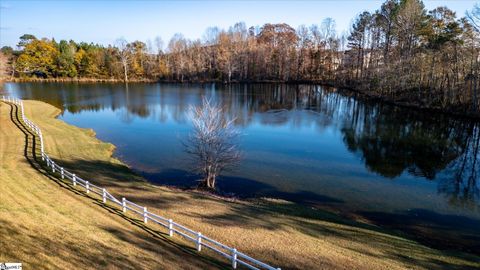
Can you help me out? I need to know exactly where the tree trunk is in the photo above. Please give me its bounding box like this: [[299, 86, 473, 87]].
[[203, 166, 216, 189], [474, 56, 479, 112], [474, 71, 478, 112], [123, 61, 128, 83], [205, 174, 216, 189]]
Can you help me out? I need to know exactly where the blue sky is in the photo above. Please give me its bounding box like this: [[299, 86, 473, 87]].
[[0, 0, 478, 49]]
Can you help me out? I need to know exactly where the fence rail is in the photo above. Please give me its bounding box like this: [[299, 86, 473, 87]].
[[1, 96, 281, 270]]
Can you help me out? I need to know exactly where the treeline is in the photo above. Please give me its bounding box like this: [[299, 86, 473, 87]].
[[1, 0, 479, 114], [1, 35, 157, 81], [342, 1, 480, 114]]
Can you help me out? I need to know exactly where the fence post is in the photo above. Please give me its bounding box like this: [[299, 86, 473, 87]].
[[143, 207, 148, 224], [61, 167, 64, 179], [51, 161, 55, 173], [168, 219, 173, 237], [20, 102, 25, 119], [122, 198, 126, 213], [38, 130, 44, 159], [232, 248, 237, 269], [72, 174, 76, 186], [86, 181, 90, 194], [102, 188, 107, 203], [196, 232, 202, 252]]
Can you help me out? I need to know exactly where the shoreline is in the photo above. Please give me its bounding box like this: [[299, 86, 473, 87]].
[[5, 77, 158, 83], [0, 100, 227, 269], [4, 78, 480, 120], [334, 85, 480, 121]]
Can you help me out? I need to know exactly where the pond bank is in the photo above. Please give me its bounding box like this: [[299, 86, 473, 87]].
[[7, 77, 157, 83], [5, 99, 480, 269], [0, 100, 226, 269], [5, 77, 480, 119]]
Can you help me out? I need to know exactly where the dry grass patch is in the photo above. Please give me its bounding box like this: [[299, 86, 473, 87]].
[[0, 101, 227, 269]]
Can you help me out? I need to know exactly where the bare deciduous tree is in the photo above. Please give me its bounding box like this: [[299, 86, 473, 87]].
[[184, 97, 242, 189], [116, 38, 130, 82], [467, 4, 480, 32]]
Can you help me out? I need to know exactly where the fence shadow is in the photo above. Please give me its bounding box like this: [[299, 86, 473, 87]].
[[6, 102, 229, 270]]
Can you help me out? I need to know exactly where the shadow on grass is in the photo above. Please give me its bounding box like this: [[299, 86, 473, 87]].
[[0, 218, 148, 269], [0, 216, 225, 270], [6, 102, 228, 270], [141, 168, 344, 204], [359, 209, 480, 255], [177, 198, 480, 270]]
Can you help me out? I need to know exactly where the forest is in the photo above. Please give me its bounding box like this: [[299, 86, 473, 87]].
[[1, 0, 479, 115]]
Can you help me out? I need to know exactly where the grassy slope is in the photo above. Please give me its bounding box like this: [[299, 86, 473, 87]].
[[0, 102, 227, 269], [2, 100, 480, 270]]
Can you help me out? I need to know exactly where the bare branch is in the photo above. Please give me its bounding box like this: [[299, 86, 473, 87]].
[[183, 97, 242, 189]]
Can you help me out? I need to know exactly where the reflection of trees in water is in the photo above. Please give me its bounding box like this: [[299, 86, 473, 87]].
[[340, 101, 480, 207], [341, 105, 461, 179], [11, 82, 336, 124], [438, 124, 480, 210], [9, 82, 480, 206]]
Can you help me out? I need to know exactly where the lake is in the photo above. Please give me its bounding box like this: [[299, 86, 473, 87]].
[[2, 82, 479, 254]]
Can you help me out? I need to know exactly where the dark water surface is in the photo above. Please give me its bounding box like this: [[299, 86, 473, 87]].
[[2, 82, 479, 253]]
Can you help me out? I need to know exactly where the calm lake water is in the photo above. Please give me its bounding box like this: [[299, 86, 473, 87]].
[[2, 82, 480, 253]]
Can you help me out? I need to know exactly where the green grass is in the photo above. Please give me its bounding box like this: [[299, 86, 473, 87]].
[[1, 99, 480, 270]]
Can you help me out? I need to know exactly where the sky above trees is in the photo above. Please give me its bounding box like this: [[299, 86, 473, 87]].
[[0, 0, 476, 48]]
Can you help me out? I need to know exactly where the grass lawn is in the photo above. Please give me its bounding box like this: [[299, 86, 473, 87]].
[[1, 99, 479, 269]]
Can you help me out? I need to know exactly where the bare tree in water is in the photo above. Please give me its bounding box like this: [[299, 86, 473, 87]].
[[184, 97, 242, 189]]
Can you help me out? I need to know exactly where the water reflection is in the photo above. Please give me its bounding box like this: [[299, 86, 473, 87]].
[[438, 124, 480, 209], [2, 82, 479, 210], [340, 101, 480, 210], [341, 105, 466, 179]]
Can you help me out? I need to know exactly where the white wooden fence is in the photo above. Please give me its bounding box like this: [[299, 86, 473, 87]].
[[2, 96, 281, 270]]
